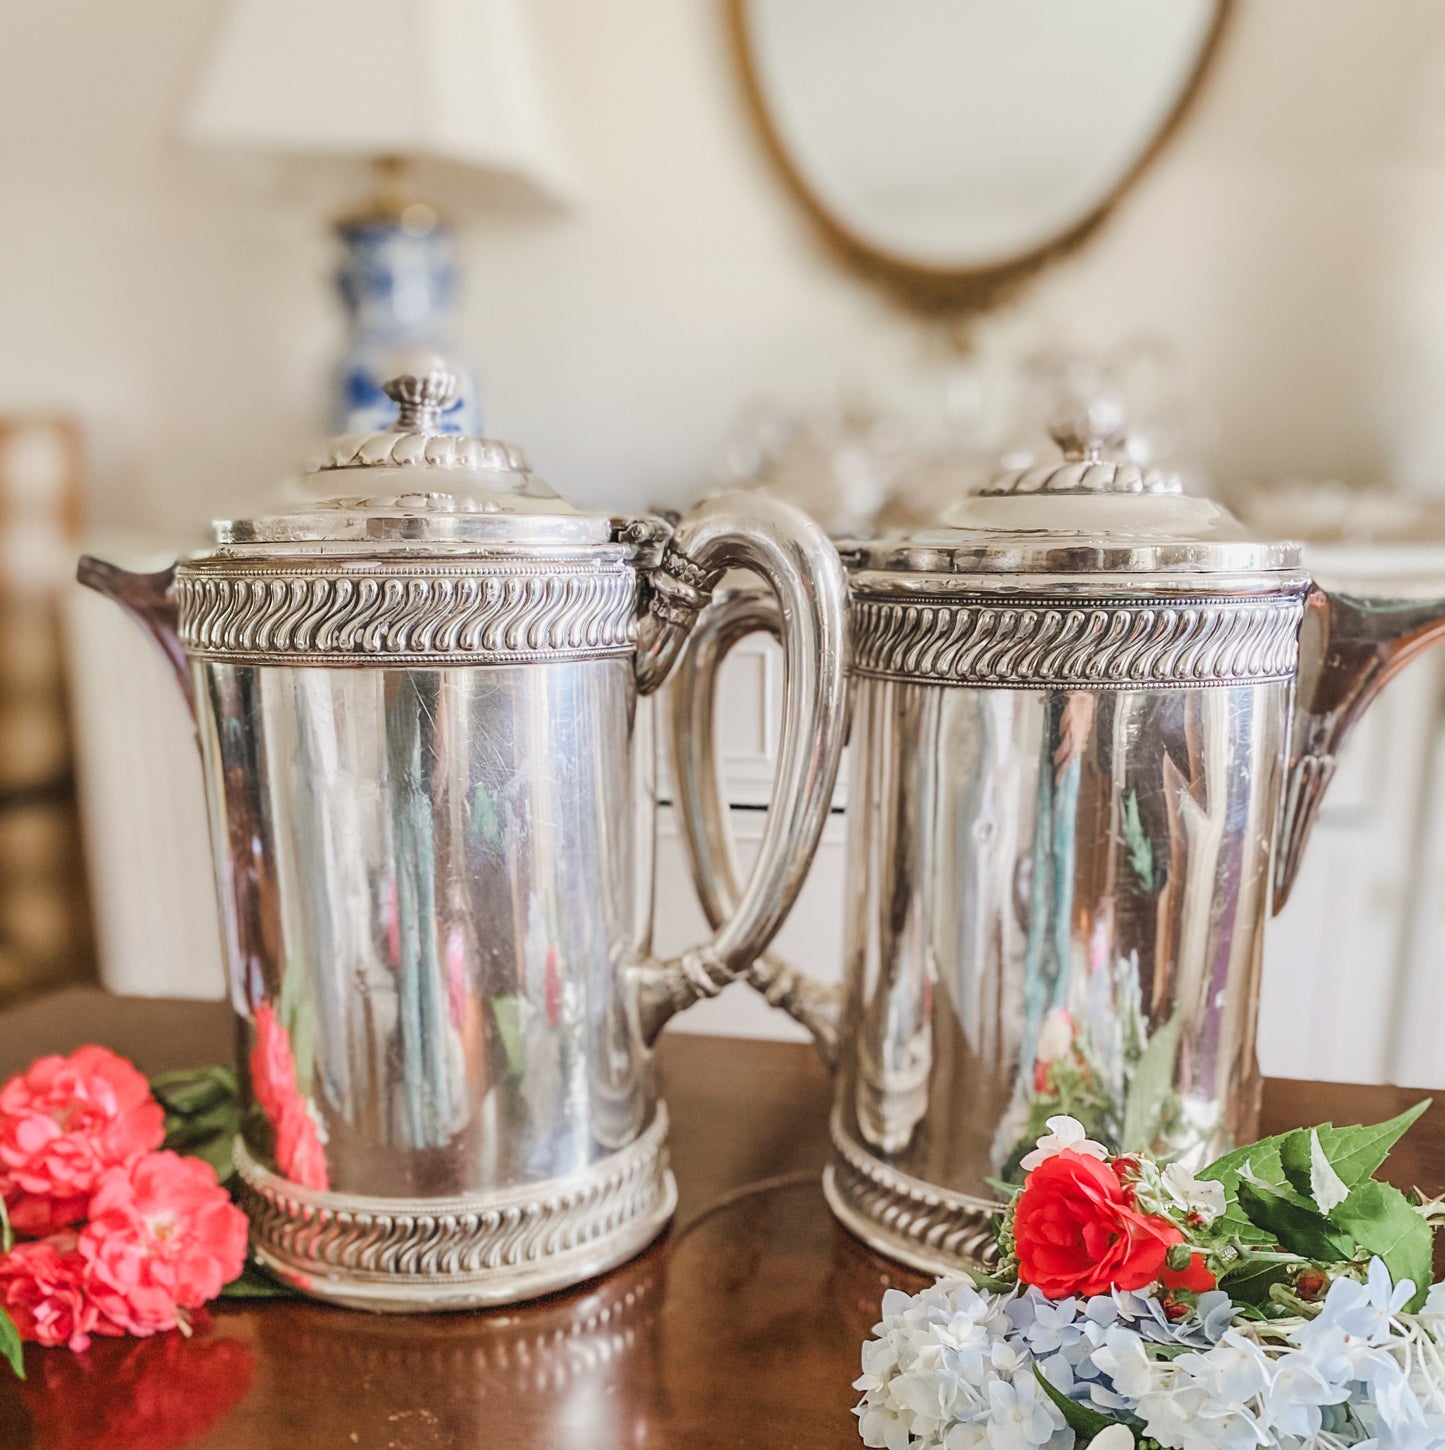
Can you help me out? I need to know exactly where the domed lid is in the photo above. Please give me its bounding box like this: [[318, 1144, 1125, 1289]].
[[212, 368, 615, 551], [853, 399, 1302, 588]]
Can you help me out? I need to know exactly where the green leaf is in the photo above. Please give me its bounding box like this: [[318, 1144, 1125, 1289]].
[[1280, 1102, 1430, 1200], [0, 1195, 11, 1255], [1334, 1181, 1433, 1312], [1124, 790, 1155, 893], [963, 1267, 1016, 1294], [984, 1177, 1024, 1202], [1121, 1014, 1181, 1152], [150, 1064, 238, 1116], [169, 1128, 236, 1185], [1033, 1362, 1130, 1442], [491, 994, 525, 1077], [154, 1065, 241, 1186], [1236, 1178, 1353, 1260], [0, 1307, 24, 1379], [1199, 1133, 1291, 1195], [220, 1263, 302, 1300], [1212, 1204, 1279, 1248], [1198, 1138, 1293, 1247], [1217, 1254, 1295, 1306]]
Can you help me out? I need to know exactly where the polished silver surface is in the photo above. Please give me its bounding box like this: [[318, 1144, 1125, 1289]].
[[978, 400, 1182, 497], [234, 1112, 676, 1310], [670, 416, 1445, 1278], [174, 554, 638, 665], [849, 403, 1303, 579], [849, 591, 1305, 688], [76, 370, 849, 1310], [1277, 585, 1445, 909]]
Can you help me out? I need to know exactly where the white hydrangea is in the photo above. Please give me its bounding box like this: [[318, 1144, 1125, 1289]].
[[854, 1260, 1445, 1450], [853, 1280, 1072, 1450]]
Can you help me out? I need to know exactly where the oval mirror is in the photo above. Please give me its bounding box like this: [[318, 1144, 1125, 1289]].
[[732, 0, 1229, 310]]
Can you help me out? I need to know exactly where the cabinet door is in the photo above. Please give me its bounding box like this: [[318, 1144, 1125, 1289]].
[[1263, 656, 1443, 1082]]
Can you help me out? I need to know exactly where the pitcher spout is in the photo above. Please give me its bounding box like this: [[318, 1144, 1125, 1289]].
[[1275, 584, 1445, 911], [76, 557, 192, 716]]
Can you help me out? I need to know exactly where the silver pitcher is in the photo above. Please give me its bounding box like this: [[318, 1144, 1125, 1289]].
[[78, 369, 848, 1310], [671, 402, 1445, 1276]]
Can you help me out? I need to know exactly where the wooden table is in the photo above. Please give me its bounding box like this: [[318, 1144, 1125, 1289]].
[[0, 989, 1437, 1449]]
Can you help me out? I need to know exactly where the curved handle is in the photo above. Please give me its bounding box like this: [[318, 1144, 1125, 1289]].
[[629, 493, 849, 1045], [667, 587, 844, 1065]]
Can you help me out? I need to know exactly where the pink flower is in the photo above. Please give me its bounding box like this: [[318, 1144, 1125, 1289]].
[[247, 1003, 297, 1126], [274, 1099, 328, 1192], [0, 1232, 104, 1352], [0, 1045, 165, 1235], [247, 1003, 328, 1191], [78, 1151, 248, 1337]]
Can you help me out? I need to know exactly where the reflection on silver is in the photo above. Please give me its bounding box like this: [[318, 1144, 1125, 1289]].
[[671, 409, 1445, 1277], [234, 1110, 674, 1309], [77, 371, 849, 1310]]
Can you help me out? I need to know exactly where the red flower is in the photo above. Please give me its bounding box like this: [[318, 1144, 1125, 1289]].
[[248, 1004, 329, 1191], [0, 1046, 165, 1236], [1013, 1149, 1184, 1297], [247, 1003, 297, 1126], [1162, 1250, 1217, 1294], [0, 1233, 104, 1352], [274, 1098, 328, 1192], [78, 1151, 248, 1337]]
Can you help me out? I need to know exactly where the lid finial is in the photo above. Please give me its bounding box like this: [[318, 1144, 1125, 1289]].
[[383, 370, 459, 434], [980, 395, 1181, 497], [1047, 395, 1126, 464]]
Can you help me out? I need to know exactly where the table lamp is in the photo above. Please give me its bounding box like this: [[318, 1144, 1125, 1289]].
[[183, 0, 579, 433]]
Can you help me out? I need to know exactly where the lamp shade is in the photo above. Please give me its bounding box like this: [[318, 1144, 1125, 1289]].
[[184, 0, 579, 208]]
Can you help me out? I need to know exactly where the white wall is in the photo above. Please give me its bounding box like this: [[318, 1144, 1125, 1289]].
[[8, 1, 1445, 537]]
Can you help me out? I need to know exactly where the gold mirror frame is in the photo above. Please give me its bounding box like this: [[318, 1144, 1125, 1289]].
[[727, 0, 1234, 316]]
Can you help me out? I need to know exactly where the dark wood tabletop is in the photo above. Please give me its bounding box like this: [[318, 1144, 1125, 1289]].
[[0, 988, 1437, 1450]]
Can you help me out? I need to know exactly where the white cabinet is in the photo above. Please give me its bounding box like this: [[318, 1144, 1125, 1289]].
[[1262, 546, 1445, 1087], [65, 551, 226, 1002]]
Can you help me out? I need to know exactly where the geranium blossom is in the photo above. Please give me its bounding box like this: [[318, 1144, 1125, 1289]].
[[79, 1151, 248, 1337], [248, 1003, 328, 1191], [273, 1097, 328, 1192], [247, 1003, 297, 1126], [0, 1233, 103, 1352], [0, 1046, 165, 1235]]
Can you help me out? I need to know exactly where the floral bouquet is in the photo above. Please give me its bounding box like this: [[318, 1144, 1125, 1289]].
[[0, 1046, 252, 1373], [856, 1107, 1445, 1449]]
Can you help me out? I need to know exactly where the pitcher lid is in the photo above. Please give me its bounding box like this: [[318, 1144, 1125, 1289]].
[[212, 368, 616, 550], [853, 399, 1301, 585]]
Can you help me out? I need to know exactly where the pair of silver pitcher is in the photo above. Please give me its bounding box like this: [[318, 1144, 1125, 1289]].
[[81, 373, 1445, 1308]]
